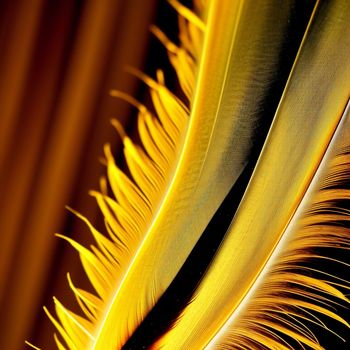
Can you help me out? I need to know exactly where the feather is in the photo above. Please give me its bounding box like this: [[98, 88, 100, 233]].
[[35, 0, 350, 349], [153, 0, 350, 348], [155, 101, 350, 349]]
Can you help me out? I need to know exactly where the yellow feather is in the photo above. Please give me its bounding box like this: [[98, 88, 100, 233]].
[[37, 0, 350, 349], [154, 0, 350, 348]]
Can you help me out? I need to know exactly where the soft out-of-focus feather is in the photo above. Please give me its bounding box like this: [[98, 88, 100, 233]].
[[154, 1, 350, 348], [33, 0, 350, 349]]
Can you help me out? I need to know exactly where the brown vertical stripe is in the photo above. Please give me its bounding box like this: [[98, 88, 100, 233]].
[[0, 1, 157, 348]]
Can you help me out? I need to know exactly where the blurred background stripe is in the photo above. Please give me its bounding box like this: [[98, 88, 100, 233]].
[[0, 1, 158, 348]]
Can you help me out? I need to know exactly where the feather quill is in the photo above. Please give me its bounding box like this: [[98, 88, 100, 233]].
[[33, 0, 350, 349]]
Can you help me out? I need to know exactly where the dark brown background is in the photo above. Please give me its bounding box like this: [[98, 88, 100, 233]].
[[0, 1, 165, 348]]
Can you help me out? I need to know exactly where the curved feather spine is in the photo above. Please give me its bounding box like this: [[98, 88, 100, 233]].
[[154, 0, 350, 347]]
